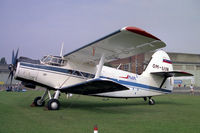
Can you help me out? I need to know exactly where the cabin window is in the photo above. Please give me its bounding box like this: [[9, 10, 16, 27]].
[[123, 63, 130, 72], [52, 58, 58, 63], [41, 55, 67, 66]]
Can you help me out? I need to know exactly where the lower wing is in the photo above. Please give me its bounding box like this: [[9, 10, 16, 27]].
[[60, 78, 129, 95]]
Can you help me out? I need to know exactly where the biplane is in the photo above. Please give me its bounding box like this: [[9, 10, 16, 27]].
[[8, 26, 193, 110]]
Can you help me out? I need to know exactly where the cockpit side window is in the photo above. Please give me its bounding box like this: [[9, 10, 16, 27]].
[[52, 57, 58, 64], [58, 59, 62, 64], [41, 56, 47, 62], [41, 55, 67, 66], [45, 56, 51, 63]]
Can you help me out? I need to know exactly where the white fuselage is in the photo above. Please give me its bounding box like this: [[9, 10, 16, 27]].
[[15, 59, 173, 98]]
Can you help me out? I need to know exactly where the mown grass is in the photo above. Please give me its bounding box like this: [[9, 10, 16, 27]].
[[0, 90, 200, 133]]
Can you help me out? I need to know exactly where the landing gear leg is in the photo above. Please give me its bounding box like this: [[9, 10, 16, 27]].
[[32, 89, 48, 107], [148, 97, 155, 105], [47, 90, 60, 110]]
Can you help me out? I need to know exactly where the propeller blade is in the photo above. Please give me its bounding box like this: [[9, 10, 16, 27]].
[[12, 50, 15, 65], [10, 72, 14, 85], [6, 71, 13, 85], [14, 48, 19, 65], [8, 71, 12, 79]]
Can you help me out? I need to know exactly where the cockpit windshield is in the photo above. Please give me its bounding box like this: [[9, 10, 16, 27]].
[[41, 55, 67, 66]]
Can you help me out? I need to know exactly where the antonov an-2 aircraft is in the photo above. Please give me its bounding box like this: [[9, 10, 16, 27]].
[[8, 26, 193, 110]]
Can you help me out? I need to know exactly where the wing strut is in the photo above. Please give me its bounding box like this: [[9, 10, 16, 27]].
[[159, 76, 169, 88], [95, 54, 105, 78]]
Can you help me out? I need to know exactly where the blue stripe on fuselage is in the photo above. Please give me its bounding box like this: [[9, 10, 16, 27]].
[[20, 62, 95, 78], [21, 62, 70, 74], [100, 76, 171, 93]]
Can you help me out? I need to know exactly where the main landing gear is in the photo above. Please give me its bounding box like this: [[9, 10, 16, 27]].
[[143, 97, 155, 105], [32, 89, 61, 110]]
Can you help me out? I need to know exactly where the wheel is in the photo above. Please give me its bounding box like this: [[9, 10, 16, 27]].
[[149, 99, 155, 105], [47, 99, 60, 110], [33, 96, 45, 107]]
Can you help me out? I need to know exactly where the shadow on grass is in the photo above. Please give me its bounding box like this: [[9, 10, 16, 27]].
[[59, 97, 189, 114], [156, 100, 189, 106], [61, 100, 147, 114]]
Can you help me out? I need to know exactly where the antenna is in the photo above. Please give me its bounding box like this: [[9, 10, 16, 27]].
[[60, 42, 64, 57]]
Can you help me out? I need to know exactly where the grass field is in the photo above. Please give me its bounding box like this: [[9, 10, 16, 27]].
[[0, 90, 200, 133]]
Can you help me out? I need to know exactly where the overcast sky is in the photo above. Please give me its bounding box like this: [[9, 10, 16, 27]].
[[0, 0, 200, 63]]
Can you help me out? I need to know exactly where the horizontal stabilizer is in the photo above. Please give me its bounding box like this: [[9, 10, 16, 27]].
[[151, 71, 193, 77], [60, 78, 129, 95]]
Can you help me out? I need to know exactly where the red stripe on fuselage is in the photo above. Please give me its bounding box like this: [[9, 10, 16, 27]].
[[120, 75, 129, 79]]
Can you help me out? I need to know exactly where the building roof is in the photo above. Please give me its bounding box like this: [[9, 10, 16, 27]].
[[0, 64, 9, 72]]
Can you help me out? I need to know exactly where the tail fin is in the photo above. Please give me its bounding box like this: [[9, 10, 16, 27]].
[[142, 50, 174, 91], [142, 50, 193, 92], [143, 50, 173, 75]]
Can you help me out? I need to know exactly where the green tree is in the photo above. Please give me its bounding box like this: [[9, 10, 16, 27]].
[[0, 57, 7, 64]]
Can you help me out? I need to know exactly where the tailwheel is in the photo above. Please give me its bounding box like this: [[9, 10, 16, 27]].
[[33, 96, 45, 107], [149, 98, 155, 105], [47, 99, 60, 110]]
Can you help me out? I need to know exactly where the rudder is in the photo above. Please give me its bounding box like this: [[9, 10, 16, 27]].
[[142, 50, 174, 92]]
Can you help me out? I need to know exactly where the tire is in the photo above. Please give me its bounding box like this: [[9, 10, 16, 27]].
[[47, 99, 60, 110], [34, 96, 45, 107], [149, 99, 155, 105]]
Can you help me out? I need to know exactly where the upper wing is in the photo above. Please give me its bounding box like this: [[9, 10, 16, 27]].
[[64, 26, 166, 65]]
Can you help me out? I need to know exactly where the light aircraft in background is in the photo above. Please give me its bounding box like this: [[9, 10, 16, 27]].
[[7, 26, 193, 110]]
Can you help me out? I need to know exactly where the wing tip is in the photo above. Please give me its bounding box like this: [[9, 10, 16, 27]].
[[121, 26, 161, 41], [178, 71, 194, 76]]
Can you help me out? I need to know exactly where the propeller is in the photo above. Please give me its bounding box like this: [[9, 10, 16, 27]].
[[7, 48, 19, 85]]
